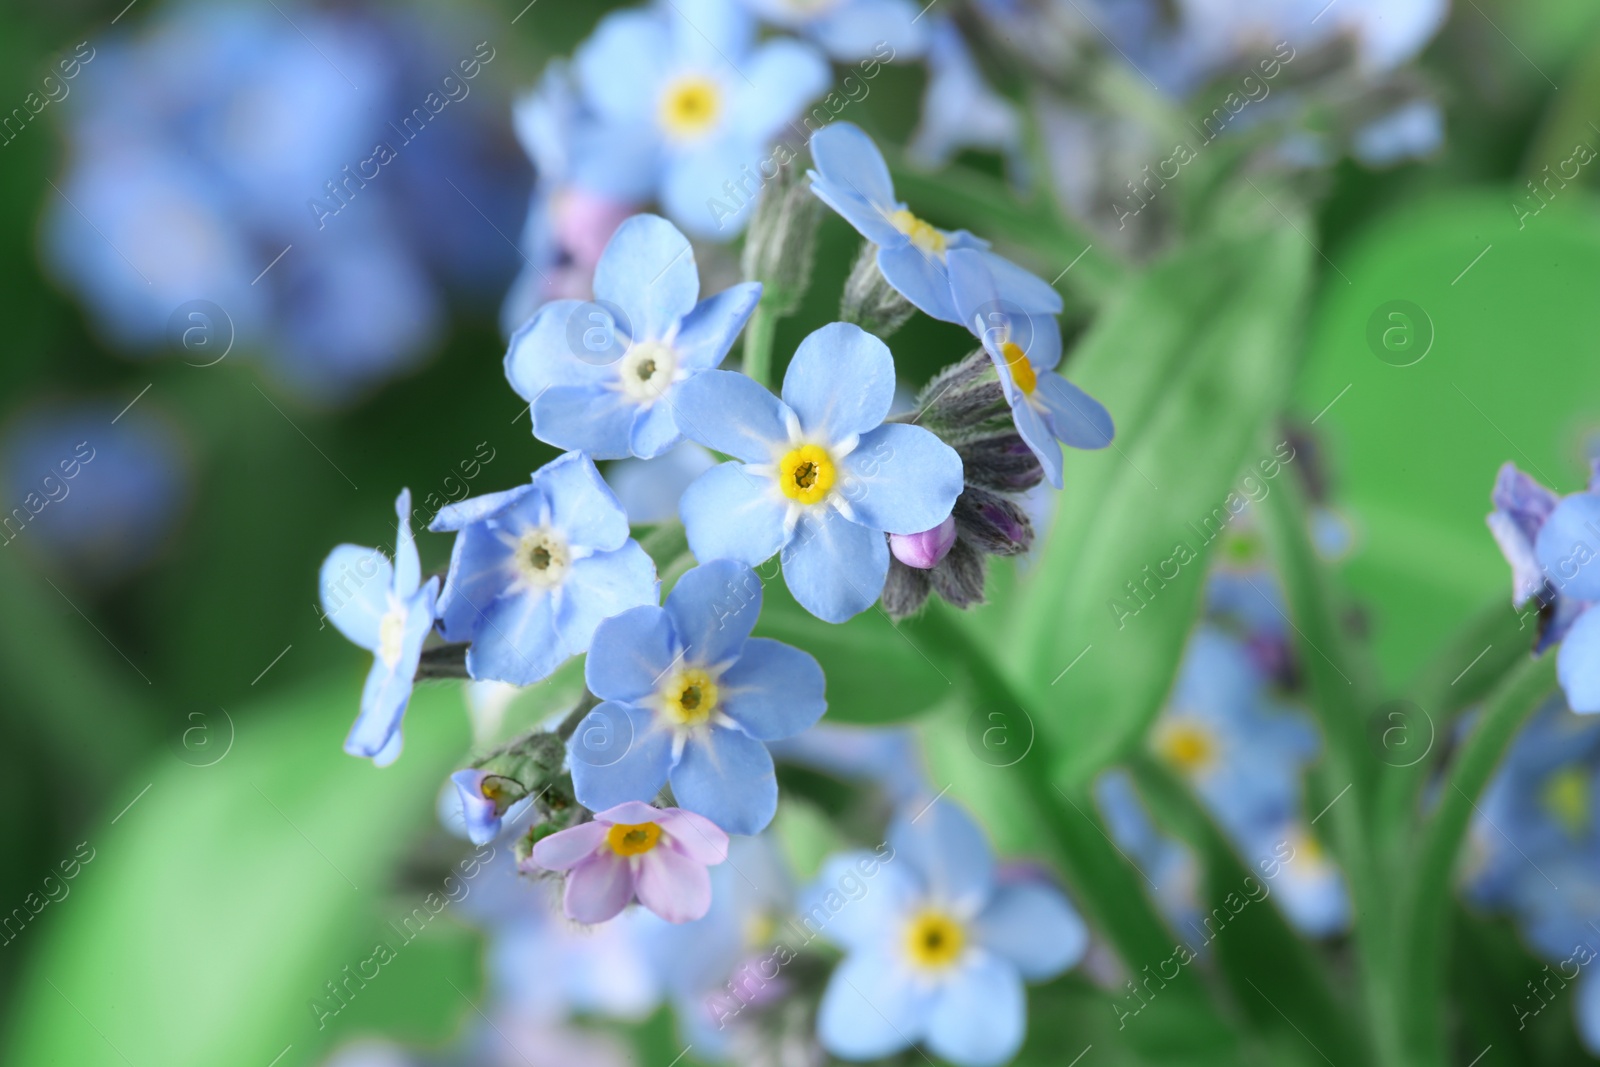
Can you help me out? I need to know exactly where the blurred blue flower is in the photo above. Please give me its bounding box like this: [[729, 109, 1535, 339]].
[[1352, 99, 1445, 167], [770, 722, 930, 806], [737, 0, 927, 62], [908, 19, 1019, 170], [1531, 480, 1600, 712], [573, 0, 830, 237], [948, 248, 1113, 488], [0, 401, 189, 582], [430, 453, 658, 686], [808, 800, 1088, 1066], [606, 442, 718, 525], [506, 214, 762, 460], [318, 489, 440, 766], [1094, 769, 1204, 936], [675, 322, 964, 622], [570, 559, 826, 834]]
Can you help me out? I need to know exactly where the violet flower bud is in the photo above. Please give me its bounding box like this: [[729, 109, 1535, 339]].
[[889, 515, 957, 569]]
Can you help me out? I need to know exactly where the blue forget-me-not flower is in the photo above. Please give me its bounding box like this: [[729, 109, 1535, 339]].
[[430, 453, 658, 687], [319, 489, 440, 766], [674, 322, 964, 622], [736, 0, 928, 63], [506, 214, 762, 460], [570, 559, 826, 834]]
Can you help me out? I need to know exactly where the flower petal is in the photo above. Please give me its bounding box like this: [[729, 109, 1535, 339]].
[[593, 214, 699, 341], [889, 799, 994, 912], [435, 521, 513, 643], [1558, 606, 1600, 713], [344, 581, 436, 760], [816, 950, 933, 1061], [563, 853, 635, 924], [672, 369, 790, 463], [670, 727, 778, 834], [531, 820, 609, 871], [575, 9, 671, 125], [925, 953, 1026, 1067], [1034, 373, 1115, 450], [428, 483, 538, 533], [586, 605, 679, 703], [569, 702, 676, 811], [319, 543, 394, 651], [465, 586, 567, 686], [661, 137, 761, 239], [1011, 394, 1063, 490], [781, 322, 896, 443], [812, 0, 929, 61], [964, 248, 1061, 315], [800, 850, 920, 951], [393, 488, 420, 596], [730, 38, 830, 142], [718, 638, 826, 740], [810, 121, 897, 213], [974, 880, 1088, 980], [538, 451, 634, 552], [503, 299, 616, 409], [533, 383, 641, 461], [595, 800, 667, 826], [635, 845, 714, 922], [1536, 493, 1600, 602], [666, 558, 762, 668], [554, 542, 661, 657], [629, 401, 684, 459], [781, 508, 889, 623], [680, 463, 790, 566], [876, 241, 960, 323], [656, 808, 730, 864], [837, 423, 963, 535], [675, 282, 762, 372]]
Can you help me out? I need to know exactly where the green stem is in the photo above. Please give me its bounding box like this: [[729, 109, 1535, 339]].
[[742, 301, 779, 390], [1394, 654, 1557, 1066]]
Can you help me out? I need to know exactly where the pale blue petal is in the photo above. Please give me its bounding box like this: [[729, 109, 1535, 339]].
[[1578, 970, 1600, 1055], [1536, 493, 1600, 602], [533, 384, 640, 461], [593, 214, 699, 341], [586, 605, 679, 703], [1557, 607, 1600, 714], [1035, 373, 1115, 450], [429, 483, 538, 533], [605, 441, 718, 525], [435, 522, 513, 643], [538, 452, 633, 552], [681, 463, 790, 565], [816, 950, 932, 1061], [504, 299, 616, 407], [569, 701, 675, 810], [345, 581, 435, 760], [554, 542, 660, 656], [809, 174, 903, 246], [672, 369, 789, 462], [570, 121, 664, 202], [800, 851, 920, 951], [812, 0, 929, 61], [948, 248, 1060, 369], [675, 282, 762, 372], [668, 0, 755, 70], [662, 137, 762, 239], [671, 726, 778, 834], [975, 881, 1088, 980], [371, 729, 404, 768], [838, 424, 963, 534], [925, 954, 1025, 1067], [393, 489, 420, 597], [1012, 394, 1063, 489], [967, 248, 1062, 315], [781, 322, 896, 443], [630, 402, 684, 459], [810, 122, 896, 211], [731, 38, 830, 142], [782, 508, 889, 623], [890, 799, 994, 911], [466, 588, 567, 686], [319, 543, 393, 651], [665, 558, 761, 668], [718, 638, 826, 740], [576, 9, 672, 125], [876, 242, 960, 322]]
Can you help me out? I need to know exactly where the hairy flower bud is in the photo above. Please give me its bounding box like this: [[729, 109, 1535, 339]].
[[953, 487, 1034, 556], [955, 434, 1046, 492], [742, 157, 822, 318], [840, 243, 916, 339]]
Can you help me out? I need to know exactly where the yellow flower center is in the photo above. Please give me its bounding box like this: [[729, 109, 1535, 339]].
[[1154, 718, 1217, 774], [478, 775, 519, 815], [660, 76, 722, 139], [1542, 767, 1591, 837], [661, 667, 719, 727], [889, 209, 947, 257], [904, 909, 965, 971], [1000, 341, 1037, 396], [605, 821, 662, 857], [778, 444, 837, 505], [376, 606, 407, 669]]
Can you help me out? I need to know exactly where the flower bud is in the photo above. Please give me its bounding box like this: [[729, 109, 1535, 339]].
[[955, 434, 1046, 492], [953, 487, 1034, 556], [890, 515, 958, 569], [840, 243, 916, 339], [742, 158, 822, 318]]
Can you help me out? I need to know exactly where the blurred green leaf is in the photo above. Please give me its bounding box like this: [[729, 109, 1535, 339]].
[[4, 676, 472, 1067]]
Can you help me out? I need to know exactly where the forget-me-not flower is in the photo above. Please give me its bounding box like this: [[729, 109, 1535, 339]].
[[1520, 471, 1600, 711], [908, 19, 1019, 170], [573, 0, 829, 237], [736, 0, 927, 62], [808, 122, 1059, 324], [506, 214, 762, 460], [948, 247, 1114, 488], [448, 769, 535, 846], [674, 322, 964, 622], [808, 800, 1088, 1067], [430, 453, 658, 686], [570, 559, 826, 834], [319, 489, 440, 766]]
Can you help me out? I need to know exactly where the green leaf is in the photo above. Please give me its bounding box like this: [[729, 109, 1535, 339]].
[[1014, 224, 1313, 787], [4, 676, 472, 1067]]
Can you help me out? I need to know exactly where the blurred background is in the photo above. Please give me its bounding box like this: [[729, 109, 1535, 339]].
[[6, 0, 1600, 1064]]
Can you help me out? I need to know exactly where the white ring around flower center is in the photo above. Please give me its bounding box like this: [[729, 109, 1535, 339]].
[[514, 526, 571, 587], [618, 340, 677, 405], [377, 603, 408, 669]]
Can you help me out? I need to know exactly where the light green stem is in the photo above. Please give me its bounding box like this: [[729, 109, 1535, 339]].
[[742, 301, 779, 391]]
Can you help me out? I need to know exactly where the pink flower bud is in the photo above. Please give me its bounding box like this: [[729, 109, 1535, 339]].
[[890, 515, 957, 570]]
